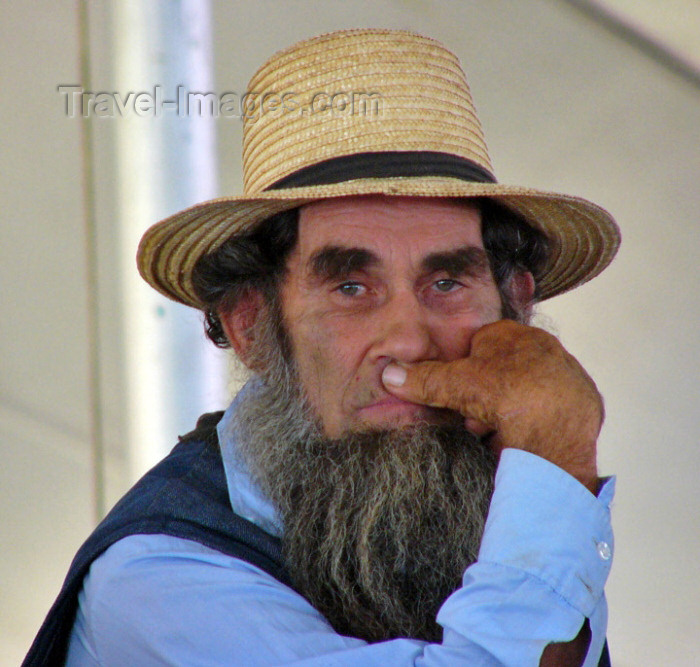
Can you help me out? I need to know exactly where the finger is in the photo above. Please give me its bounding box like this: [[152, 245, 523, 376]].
[[381, 359, 494, 426]]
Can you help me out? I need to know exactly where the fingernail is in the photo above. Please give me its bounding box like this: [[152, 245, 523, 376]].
[[382, 363, 407, 387]]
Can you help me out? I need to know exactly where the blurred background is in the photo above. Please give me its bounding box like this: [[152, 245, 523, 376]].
[[2, 1, 698, 664]]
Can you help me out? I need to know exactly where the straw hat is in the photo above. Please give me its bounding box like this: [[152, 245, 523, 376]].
[[137, 28, 620, 308]]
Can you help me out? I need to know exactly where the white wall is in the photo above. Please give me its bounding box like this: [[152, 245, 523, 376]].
[[3, 1, 698, 665], [1, 4, 105, 664]]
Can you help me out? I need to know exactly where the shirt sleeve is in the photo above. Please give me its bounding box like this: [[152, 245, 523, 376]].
[[66, 449, 614, 667]]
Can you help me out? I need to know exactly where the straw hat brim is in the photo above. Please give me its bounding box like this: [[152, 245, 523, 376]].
[[137, 176, 620, 309]]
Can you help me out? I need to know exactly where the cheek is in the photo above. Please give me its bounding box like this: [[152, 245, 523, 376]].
[[436, 293, 503, 359], [287, 317, 359, 414], [432, 322, 474, 360]]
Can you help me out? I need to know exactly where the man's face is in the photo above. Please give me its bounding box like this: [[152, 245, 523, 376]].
[[279, 195, 503, 437]]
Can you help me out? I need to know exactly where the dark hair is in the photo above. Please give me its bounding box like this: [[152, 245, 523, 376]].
[[191, 208, 299, 347], [191, 199, 550, 347], [479, 198, 550, 317]]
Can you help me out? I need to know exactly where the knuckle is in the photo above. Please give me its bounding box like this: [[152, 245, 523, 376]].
[[417, 363, 441, 404]]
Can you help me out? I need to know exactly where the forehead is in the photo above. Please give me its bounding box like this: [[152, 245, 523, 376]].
[[295, 195, 483, 260]]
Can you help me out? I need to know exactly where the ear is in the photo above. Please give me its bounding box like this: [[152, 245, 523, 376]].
[[507, 271, 536, 321], [219, 289, 265, 366]]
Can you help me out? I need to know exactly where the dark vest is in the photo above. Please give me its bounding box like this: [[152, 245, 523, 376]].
[[23, 412, 611, 666], [22, 412, 289, 666]]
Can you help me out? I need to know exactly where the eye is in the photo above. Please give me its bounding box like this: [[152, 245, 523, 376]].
[[434, 278, 461, 293], [336, 281, 365, 297]]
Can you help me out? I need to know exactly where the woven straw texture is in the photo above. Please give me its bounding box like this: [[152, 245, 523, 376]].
[[137, 28, 620, 309]]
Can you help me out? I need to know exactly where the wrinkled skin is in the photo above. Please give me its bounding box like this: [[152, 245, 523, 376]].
[[276, 196, 504, 438], [382, 319, 603, 494]]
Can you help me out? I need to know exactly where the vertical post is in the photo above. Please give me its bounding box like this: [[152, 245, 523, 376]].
[[77, 0, 106, 520], [113, 0, 226, 479]]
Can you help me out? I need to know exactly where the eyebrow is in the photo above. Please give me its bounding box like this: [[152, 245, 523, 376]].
[[422, 246, 492, 279], [309, 245, 379, 281], [307, 244, 493, 283]]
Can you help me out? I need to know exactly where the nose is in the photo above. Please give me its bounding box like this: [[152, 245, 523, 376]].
[[370, 289, 437, 364]]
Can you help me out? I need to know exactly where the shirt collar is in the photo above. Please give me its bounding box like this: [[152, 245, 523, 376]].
[[217, 379, 284, 537]]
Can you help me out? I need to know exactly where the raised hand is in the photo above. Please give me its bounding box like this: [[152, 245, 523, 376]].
[[382, 320, 603, 494]]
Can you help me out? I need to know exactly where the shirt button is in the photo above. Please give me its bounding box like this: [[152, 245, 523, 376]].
[[597, 541, 612, 560]]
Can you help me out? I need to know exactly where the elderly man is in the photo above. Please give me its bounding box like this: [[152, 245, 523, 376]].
[[26, 29, 618, 666]]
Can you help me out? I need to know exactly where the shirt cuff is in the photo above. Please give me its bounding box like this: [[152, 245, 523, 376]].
[[478, 449, 615, 617]]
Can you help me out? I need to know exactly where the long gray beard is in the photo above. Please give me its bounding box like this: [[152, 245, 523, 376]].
[[233, 304, 497, 643]]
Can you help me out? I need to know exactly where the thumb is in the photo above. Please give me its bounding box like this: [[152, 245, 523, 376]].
[[381, 359, 494, 428]]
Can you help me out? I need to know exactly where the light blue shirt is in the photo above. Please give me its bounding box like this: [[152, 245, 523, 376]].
[[67, 387, 615, 666]]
